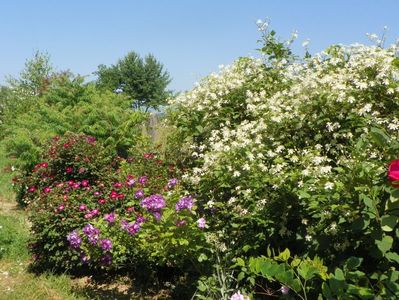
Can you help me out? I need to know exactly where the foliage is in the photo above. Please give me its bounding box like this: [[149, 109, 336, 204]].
[[95, 51, 172, 111], [10, 50, 53, 96], [1, 72, 148, 171], [168, 25, 399, 298], [234, 248, 329, 299], [20, 133, 207, 283]]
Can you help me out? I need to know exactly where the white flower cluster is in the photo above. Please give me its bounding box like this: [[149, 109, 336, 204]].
[[170, 43, 399, 210]]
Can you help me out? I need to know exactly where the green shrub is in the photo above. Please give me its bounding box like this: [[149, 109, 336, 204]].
[[168, 26, 399, 298], [22, 133, 207, 280], [1, 73, 149, 171]]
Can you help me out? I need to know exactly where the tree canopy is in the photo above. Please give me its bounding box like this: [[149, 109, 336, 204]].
[[95, 51, 171, 111]]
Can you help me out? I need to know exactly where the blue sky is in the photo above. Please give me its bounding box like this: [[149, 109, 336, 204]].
[[1, 0, 398, 92]]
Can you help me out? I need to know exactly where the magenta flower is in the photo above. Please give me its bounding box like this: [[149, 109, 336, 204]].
[[93, 191, 101, 197], [98, 198, 106, 205], [138, 176, 148, 185], [57, 204, 65, 212], [79, 204, 87, 211], [65, 166, 73, 174], [86, 136, 96, 143], [81, 180, 89, 187], [28, 186, 37, 193], [113, 182, 123, 188], [43, 187, 51, 193], [110, 190, 118, 199]]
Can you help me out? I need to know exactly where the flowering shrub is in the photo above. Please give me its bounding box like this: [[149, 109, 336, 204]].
[[21, 132, 208, 278], [168, 26, 399, 297]]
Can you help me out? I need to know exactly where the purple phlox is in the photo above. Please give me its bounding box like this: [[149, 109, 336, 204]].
[[104, 212, 116, 224], [141, 194, 165, 220], [67, 230, 82, 249], [100, 238, 113, 251], [138, 176, 148, 185], [167, 178, 178, 189], [135, 189, 145, 199], [175, 195, 194, 212]]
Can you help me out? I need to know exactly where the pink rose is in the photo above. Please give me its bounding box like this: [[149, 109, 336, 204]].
[[388, 159, 399, 186]]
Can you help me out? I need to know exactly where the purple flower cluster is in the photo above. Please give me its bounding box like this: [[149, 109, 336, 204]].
[[167, 178, 178, 189], [135, 189, 144, 199], [121, 216, 145, 235], [175, 195, 194, 212], [141, 194, 165, 220], [104, 212, 116, 224], [67, 230, 82, 249], [83, 224, 100, 245], [138, 176, 148, 185], [100, 238, 113, 251]]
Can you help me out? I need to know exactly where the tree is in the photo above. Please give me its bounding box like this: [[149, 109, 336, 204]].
[[95, 51, 171, 111], [8, 50, 53, 96]]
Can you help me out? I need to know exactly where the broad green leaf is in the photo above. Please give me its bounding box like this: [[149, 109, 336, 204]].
[[344, 257, 363, 271], [275, 248, 290, 262], [381, 215, 399, 232], [385, 252, 399, 263], [376, 235, 393, 254]]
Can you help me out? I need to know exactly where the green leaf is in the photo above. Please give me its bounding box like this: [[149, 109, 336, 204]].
[[291, 258, 301, 267], [198, 281, 207, 292], [347, 284, 375, 299], [381, 215, 399, 232], [275, 248, 290, 262], [352, 217, 370, 231], [236, 257, 245, 267], [237, 272, 245, 282], [242, 245, 251, 253], [297, 261, 319, 281], [370, 127, 390, 147], [376, 235, 393, 254], [198, 253, 208, 262], [344, 257, 363, 271], [385, 252, 399, 263]]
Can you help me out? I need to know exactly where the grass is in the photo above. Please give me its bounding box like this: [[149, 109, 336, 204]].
[[0, 145, 86, 300], [0, 144, 15, 203]]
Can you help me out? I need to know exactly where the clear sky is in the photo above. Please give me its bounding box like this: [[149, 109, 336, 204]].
[[1, 0, 398, 92]]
